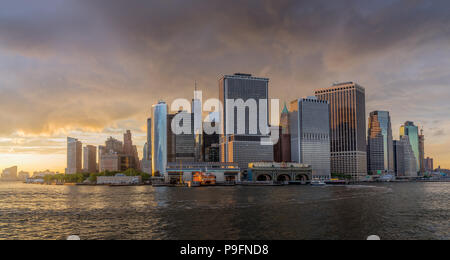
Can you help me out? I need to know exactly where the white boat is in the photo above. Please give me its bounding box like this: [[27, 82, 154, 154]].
[[310, 180, 326, 186]]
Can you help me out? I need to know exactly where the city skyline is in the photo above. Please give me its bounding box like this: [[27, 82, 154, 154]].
[[1, 0, 450, 172]]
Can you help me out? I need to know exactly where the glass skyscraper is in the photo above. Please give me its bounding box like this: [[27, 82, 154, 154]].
[[219, 73, 274, 170], [367, 111, 394, 175], [289, 97, 331, 180], [400, 121, 420, 171], [152, 102, 168, 176], [315, 82, 367, 180]]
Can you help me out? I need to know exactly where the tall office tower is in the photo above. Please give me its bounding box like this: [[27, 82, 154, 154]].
[[152, 101, 168, 176], [141, 118, 152, 174], [219, 73, 274, 170], [147, 118, 152, 160], [83, 145, 97, 173], [123, 130, 140, 169], [289, 97, 331, 180], [66, 137, 82, 174], [367, 111, 394, 175], [315, 82, 367, 180], [123, 130, 133, 155], [397, 136, 418, 177], [274, 104, 292, 163], [424, 157, 434, 172], [98, 145, 105, 172], [400, 121, 420, 172], [172, 110, 196, 162], [394, 137, 418, 177], [203, 113, 220, 162], [132, 145, 141, 170], [419, 129, 425, 174], [393, 140, 406, 177], [193, 88, 203, 162], [167, 113, 177, 163]]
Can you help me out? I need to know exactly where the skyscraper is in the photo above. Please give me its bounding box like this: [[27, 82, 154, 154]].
[[193, 87, 203, 161], [315, 82, 367, 180], [367, 111, 394, 175], [142, 118, 152, 174], [83, 145, 97, 173], [172, 110, 196, 162], [146, 118, 152, 160], [419, 129, 425, 174], [66, 137, 82, 174], [98, 145, 105, 172], [400, 121, 420, 171], [289, 97, 331, 180], [393, 140, 405, 177], [203, 112, 220, 162], [152, 101, 168, 176], [219, 73, 274, 170], [424, 157, 434, 172], [274, 103, 291, 163], [394, 136, 418, 177]]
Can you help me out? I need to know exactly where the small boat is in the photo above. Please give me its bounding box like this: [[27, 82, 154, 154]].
[[310, 180, 326, 186]]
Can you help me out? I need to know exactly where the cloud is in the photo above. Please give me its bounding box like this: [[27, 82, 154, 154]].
[[0, 0, 450, 168]]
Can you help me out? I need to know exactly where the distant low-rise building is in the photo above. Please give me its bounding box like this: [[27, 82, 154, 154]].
[[1, 166, 18, 181], [32, 170, 59, 178], [96, 175, 142, 185], [247, 162, 312, 183], [17, 171, 30, 181]]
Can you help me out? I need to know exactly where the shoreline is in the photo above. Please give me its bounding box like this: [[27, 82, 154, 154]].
[[17, 179, 450, 187]]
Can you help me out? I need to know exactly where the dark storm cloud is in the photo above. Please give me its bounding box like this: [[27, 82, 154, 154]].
[[0, 0, 450, 138]]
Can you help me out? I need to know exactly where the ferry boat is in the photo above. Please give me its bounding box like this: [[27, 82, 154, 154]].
[[192, 172, 216, 186]]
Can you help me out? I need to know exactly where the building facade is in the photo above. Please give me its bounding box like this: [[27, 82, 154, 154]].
[[142, 118, 152, 174], [274, 104, 292, 163], [394, 136, 418, 177], [83, 145, 97, 173], [419, 129, 425, 174], [247, 162, 312, 183], [152, 101, 168, 176], [424, 157, 434, 172], [314, 82, 367, 180], [219, 73, 274, 170], [289, 97, 331, 180], [400, 121, 420, 172], [66, 137, 82, 174], [367, 111, 394, 175], [1, 166, 18, 181]]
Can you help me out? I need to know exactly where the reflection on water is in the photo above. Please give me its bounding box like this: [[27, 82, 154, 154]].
[[0, 182, 448, 240]]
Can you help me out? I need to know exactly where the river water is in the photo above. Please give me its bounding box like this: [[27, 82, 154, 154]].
[[0, 182, 448, 240]]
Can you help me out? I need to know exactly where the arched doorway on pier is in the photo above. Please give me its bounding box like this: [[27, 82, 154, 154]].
[[257, 174, 272, 182], [295, 174, 309, 182], [277, 174, 291, 182]]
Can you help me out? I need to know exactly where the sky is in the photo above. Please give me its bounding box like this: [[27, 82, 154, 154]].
[[0, 0, 449, 172]]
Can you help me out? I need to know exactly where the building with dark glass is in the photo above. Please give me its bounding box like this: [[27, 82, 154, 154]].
[[219, 73, 274, 170], [400, 121, 420, 172], [367, 111, 394, 175], [289, 97, 331, 180], [152, 101, 168, 176], [394, 136, 418, 177], [314, 82, 367, 180]]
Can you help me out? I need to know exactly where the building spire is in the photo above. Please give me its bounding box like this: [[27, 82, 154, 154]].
[[282, 102, 289, 114]]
